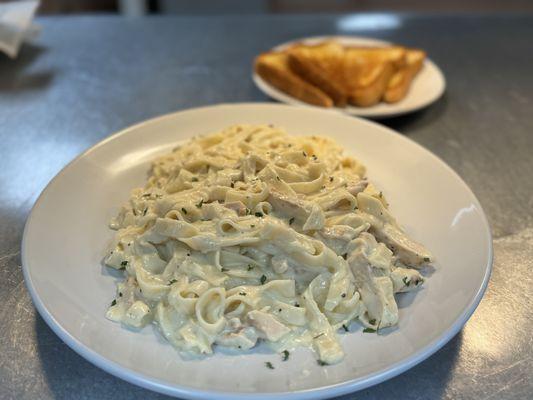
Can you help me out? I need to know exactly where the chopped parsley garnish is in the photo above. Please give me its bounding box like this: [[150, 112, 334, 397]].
[[302, 151, 307, 157], [329, 176, 334, 182], [221, 268, 229, 272], [369, 319, 376, 325], [282, 350, 290, 361], [379, 191, 383, 198], [143, 208, 147, 216], [276, 175, 281, 181], [363, 328, 377, 333], [342, 253, 347, 260], [289, 217, 295, 225], [403, 277, 410, 286], [196, 199, 204, 208], [247, 265, 254, 271], [423, 257, 430, 262], [317, 360, 328, 366], [311, 154, 317, 160], [168, 279, 177, 285], [191, 177, 198, 182], [239, 292, 247, 296], [255, 212, 264, 218], [120, 260, 128, 267], [141, 193, 151, 198], [110, 299, 117, 306], [260, 275, 267, 285], [230, 182, 235, 188], [294, 303, 300, 307], [313, 332, 325, 339], [250, 224, 255, 228], [265, 362, 274, 369], [342, 324, 349, 332], [181, 207, 187, 215], [118, 292, 122, 297], [245, 208, 251, 215]]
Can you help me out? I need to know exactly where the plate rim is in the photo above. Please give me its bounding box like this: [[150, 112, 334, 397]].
[[22, 103, 492, 400], [252, 35, 446, 118]]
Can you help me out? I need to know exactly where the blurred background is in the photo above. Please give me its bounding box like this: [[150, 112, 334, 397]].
[[15, 0, 533, 15]]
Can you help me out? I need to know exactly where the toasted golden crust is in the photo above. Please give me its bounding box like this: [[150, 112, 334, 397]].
[[254, 52, 334, 108], [384, 49, 426, 103], [287, 42, 348, 107], [344, 46, 407, 69], [345, 61, 396, 107]]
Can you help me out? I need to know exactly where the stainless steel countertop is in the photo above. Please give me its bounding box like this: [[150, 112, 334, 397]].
[[0, 14, 531, 400]]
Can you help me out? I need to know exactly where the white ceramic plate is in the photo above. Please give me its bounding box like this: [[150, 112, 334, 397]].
[[253, 36, 446, 118], [22, 103, 491, 399]]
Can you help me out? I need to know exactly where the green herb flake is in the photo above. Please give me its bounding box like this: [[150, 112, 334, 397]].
[[221, 268, 229, 272], [313, 332, 325, 339], [168, 279, 177, 285], [239, 292, 247, 296], [423, 257, 431, 262], [317, 360, 328, 366], [403, 277, 410, 286], [250, 224, 255, 228], [302, 151, 307, 157], [363, 328, 377, 333], [143, 208, 147, 216], [120, 260, 128, 267], [342, 253, 347, 260], [289, 217, 295, 225], [255, 212, 264, 218], [181, 207, 187, 215], [265, 362, 274, 370], [329, 176, 334, 182], [118, 292, 122, 297], [191, 177, 198, 182], [282, 350, 290, 361], [342, 324, 349, 332], [196, 199, 204, 208], [230, 182, 235, 188], [260, 275, 267, 285], [369, 319, 376, 325], [110, 299, 117, 307], [247, 265, 254, 271]]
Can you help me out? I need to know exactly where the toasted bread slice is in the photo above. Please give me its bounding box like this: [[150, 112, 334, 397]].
[[342, 50, 396, 107], [255, 52, 333, 107], [287, 42, 348, 107], [384, 49, 426, 103]]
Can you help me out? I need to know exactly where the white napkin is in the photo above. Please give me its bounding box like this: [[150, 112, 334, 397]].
[[0, 0, 40, 58]]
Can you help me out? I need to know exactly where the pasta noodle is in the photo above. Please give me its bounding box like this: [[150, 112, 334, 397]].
[[104, 124, 432, 364]]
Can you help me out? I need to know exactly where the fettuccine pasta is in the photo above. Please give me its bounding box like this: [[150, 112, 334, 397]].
[[104, 124, 432, 364]]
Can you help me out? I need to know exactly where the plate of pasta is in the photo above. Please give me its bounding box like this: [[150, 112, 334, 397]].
[[22, 103, 492, 399]]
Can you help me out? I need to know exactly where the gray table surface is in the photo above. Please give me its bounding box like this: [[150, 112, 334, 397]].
[[0, 13, 532, 400]]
